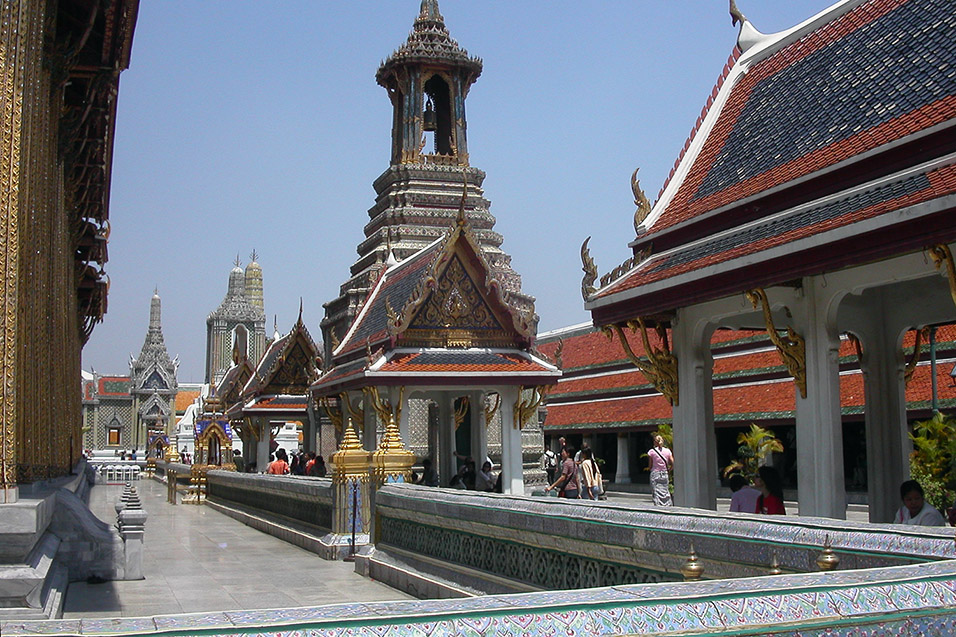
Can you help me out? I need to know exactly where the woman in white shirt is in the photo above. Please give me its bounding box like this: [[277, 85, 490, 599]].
[[895, 479, 945, 526]]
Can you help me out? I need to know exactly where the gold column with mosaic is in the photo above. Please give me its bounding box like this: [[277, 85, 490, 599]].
[[327, 396, 372, 541], [366, 387, 414, 486]]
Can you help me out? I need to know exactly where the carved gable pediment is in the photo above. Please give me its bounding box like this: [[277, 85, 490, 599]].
[[145, 369, 167, 390], [390, 220, 533, 349], [264, 337, 318, 395], [221, 364, 253, 410]]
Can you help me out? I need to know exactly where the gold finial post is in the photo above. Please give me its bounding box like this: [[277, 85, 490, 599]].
[[768, 550, 782, 576], [815, 534, 840, 571], [680, 543, 705, 581]]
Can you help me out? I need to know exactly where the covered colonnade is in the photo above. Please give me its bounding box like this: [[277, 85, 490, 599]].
[[583, 0, 956, 520]]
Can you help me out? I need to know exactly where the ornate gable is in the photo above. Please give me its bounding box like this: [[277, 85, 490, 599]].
[[387, 212, 535, 349], [144, 369, 168, 391], [262, 335, 319, 395], [218, 359, 254, 413], [248, 310, 322, 397]]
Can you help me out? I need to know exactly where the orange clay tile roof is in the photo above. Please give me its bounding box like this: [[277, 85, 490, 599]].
[[379, 350, 551, 373], [540, 323, 956, 431], [175, 391, 200, 412], [243, 395, 310, 411]]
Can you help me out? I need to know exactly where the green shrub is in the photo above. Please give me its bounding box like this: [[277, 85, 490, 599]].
[[722, 424, 784, 482], [909, 411, 956, 512]]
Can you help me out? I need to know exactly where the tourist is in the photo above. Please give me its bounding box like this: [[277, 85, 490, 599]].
[[728, 474, 760, 513], [540, 446, 558, 484], [232, 449, 245, 473], [267, 448, 290, 475], [754, 466, 786, 515], [305, 451, 316, 474], [895, 480, 945, 526], [462, 460, 477, 490], [647, 435, 674, 506], [475, 461, 495, 492], [580, 448, 604, 500], [309, 455, 327, 477], [574, 441, 590, 492], [419, 458, 439, 487], [545, 446, 580, 498], [130, 449, 137, 461]]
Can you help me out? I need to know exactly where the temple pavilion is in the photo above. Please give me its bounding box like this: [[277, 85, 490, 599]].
[[313, 203, 559, 494], [223, 309, 322, 472], [583, 0, 956, 521], [316, 0, 556, 489]]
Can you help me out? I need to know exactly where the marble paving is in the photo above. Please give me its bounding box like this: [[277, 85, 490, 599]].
[[63, 479, 411, 618]]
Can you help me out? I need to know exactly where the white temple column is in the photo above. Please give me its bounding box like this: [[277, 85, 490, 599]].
[[256, 418, 270, 473], [360, 391, 377, 451], [438, 393, 456, 487], [860, 320, 909, 523], [843, 287, 913, 523], [615, 432, 631, 484], [471, 391, 488, 466], [498, 386, 523, 494], [671, 307, 717, 509], [793, 278, 846, 519]]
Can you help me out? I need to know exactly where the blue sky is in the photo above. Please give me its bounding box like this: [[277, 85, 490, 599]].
[[83, 1, 836, 381]]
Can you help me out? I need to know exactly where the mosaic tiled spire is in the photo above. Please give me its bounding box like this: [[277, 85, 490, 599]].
[[244, 250, 264, 310], [206, 259, 267, 385], [133, 290, 175, 372], [130, 290, 178, 446], [322, 2, 535, 352]]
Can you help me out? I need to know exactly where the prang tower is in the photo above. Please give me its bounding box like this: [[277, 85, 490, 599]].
[[322, 0, 535, 350], [205, 256, 267, 385]]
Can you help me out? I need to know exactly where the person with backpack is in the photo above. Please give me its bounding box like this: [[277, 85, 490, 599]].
[[581, 448, 604, 500], [540, 446, 558, 484]]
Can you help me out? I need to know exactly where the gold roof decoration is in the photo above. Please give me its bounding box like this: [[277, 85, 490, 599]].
[[384, 177, 536, 349]]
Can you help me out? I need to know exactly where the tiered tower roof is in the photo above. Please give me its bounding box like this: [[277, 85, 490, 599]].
[[376, 0, 482, 84]]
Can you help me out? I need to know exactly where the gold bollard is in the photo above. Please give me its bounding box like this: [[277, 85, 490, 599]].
[[680, 543, 704, 581], [768, 550, 782, 575], [816, 534, 840, 571]]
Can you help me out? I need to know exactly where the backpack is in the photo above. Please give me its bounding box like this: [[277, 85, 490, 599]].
[[541, 449, 557, 470]]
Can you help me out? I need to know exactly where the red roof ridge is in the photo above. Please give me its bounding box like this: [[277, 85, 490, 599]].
[[656, 48, 741, 204]]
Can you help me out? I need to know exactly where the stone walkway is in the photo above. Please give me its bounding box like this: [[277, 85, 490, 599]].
[[63, 479, 411, 618]]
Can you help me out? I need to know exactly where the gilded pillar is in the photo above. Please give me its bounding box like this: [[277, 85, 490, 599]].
[[0, 0, 23, 502], [331, 419, 371, 540]]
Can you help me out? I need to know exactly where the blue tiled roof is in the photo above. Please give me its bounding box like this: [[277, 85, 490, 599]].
[[695, 0, 956, 200]]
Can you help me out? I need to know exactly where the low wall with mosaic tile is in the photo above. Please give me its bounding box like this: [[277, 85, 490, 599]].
[[368, 484, 955, 596], [7, 560, 956, 635], [205, 470, 333, 531]]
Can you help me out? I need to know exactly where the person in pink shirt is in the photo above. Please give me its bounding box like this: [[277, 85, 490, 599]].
[[647, 435, 674, 506]]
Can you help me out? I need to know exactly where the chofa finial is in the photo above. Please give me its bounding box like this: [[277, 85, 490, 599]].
[[729, 0, 770, 53], [729, 0, 746, 26], [632, 168, 652, 233]]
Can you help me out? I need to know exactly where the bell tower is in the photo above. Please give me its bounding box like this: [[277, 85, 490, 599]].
[[322, 0, 535, 351], [376, 0, 480, 167]]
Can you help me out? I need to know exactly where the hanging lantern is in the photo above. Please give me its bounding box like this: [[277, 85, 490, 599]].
[[423, 99, 438, 132]]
